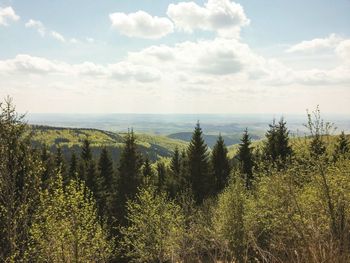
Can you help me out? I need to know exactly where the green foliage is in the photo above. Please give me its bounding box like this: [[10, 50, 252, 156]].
[[237, 129, 254, 189], [27, 174, 113, 262], [213, 176, 247, 262], [187, 122, 212, 203], [263, 118, 293, 167], [0, 97, 42, 261], [211, 134, 231, 194], [116, 130, 143, 226], [120, 185, 184, 262], [334, 131, 350, 160]]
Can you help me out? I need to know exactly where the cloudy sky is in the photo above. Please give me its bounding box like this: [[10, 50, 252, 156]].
[[0, 0, 349, 114]]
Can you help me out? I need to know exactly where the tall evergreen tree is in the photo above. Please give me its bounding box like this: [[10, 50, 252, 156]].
[[157, 162, 166, 191], [211, 134, 230, 194], [0, 97, 41, 261], [187, 122, 211, 203], [263, 118, 292, 168], [86, 160, 98, 194], [276, 118, 293, 163], [98, 147, 114, 192], [116, 130, 143, 225], [142, 157, 154, 184], [171, 147, 181, 178], [237, 129, 254, 189], [264, 119, 278, 162], [97, 147, 114, 216], [81, 138, 92, 162]]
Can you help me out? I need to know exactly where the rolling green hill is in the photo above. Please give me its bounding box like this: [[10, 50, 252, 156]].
[[31, 125, 187, 162]]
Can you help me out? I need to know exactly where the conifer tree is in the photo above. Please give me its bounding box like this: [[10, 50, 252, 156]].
[[187, 122, 211, 203], [237, 129, 254, 189], [0, 97, 41, 261], [211, 134, 230, 194], [98, 147, 114, 192], [334, 131, 349, 159], [142, 157, 154, 184], [171, 147, 181, 178], [264, 119, 278, 162], [116, 130, 143, 225], [97, 147, 114, 216], [86, 160, 98, 194], [157, 162, 166, 191], [276, 118, 293, 163], [263, 118, 292, 167], [81, 138, 92, 162]]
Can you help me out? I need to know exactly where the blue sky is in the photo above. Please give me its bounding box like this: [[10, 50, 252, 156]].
[[0, 0, 350, 113]]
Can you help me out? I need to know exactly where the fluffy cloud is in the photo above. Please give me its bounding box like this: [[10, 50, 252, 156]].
[[25, 19, 46, 36], [286, 34, 343, 53], [167, 0, 249, 38], [0, 6, 20, 26], [336, 40, 350, 63], [109, 11, 174, 39], [128, 38, 266, 79], [0, 54, 161, 83]]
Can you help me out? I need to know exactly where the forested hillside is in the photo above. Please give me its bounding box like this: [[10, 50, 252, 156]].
[[1, 98, 350, 263], [31, 125, 188, 162]]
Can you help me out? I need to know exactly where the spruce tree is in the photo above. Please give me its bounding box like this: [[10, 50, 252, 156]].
[[263, 118, 292, 168], [157, 162, 166, 191], [211, 134, 230, 194], [86, 160, 98, 194], [116, 130, 143, 225], [171, 147, 181, 178], [142, 157, 154, 184], [0, 97, 41, 261], [98, 147, 114, 192], [264, 119, 278, 162], [81, 138, 92, 162], [97, 147, 114, 216], [237, 129, 254, 189], [187, 122, 211, 203], [334, 131, 349, 159]]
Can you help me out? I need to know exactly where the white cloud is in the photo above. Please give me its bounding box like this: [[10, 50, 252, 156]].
[[286, 34, 343, 53], [335, 40, 350, 64], [0, 6, 20, 26], [51, 31, 65, 42], [0, 54, 161, 83], [109, 10, 174, 39], [166, 0, 249, 38], [25, 19, 46, 36]]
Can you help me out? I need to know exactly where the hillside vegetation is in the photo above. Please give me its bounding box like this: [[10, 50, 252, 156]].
[[31, 125, 187, 161], [2, 99, 350, 263]]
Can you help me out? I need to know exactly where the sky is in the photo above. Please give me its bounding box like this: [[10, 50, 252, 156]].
[[0, 0, 350, 114]]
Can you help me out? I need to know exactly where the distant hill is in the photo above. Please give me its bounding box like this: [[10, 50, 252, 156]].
[[167, 132, 261, 148], [31, 125, 187, 162]]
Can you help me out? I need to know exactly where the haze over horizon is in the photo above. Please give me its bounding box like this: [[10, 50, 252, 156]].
[[1, 0, 350, 114]]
